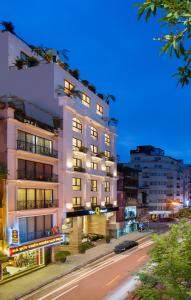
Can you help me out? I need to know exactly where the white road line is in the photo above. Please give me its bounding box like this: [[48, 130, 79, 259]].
[[106, 275, 120, 286], [51, 285, 79, 300]]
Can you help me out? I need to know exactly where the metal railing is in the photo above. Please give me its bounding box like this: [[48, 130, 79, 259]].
[[17, 140, 58, 158], [17, 170, 58, 182], [17, 199, 58, 210]]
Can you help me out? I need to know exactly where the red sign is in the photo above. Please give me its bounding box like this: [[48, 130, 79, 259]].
[[9, 235, 63, 256]]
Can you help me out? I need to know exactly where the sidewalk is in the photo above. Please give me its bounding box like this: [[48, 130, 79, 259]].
[[0, 231, 152, 300]]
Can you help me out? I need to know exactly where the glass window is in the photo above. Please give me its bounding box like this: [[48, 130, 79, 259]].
[[82, 93, 91, 107], [91, 162, 98, 170], [72, 178, 81, 191], [72, 138, 82, 151], [105, 150, 110, 158], [105, 196, 110, 204], [64, 80, 74, 96], [91, 145, 98, 154], [106, 165, 111, 173], [104, 181, 110, 192], [72, 197, 82, 207], [96, 104, 103, 116], [91, 127, 98, 139], [91, 180, 97, 192], [91, 197, 97, 205], [105, 133, 110, 146], [73, 158, 82, 167], [72, 118, 82, 133]]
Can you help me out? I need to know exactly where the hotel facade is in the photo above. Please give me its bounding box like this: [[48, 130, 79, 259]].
[[0, 30, 118, 280]]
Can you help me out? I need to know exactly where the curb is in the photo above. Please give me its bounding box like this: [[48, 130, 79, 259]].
[[8, 232, 152, 300]]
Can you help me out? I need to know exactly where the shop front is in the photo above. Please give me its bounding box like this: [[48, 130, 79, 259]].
[[0, 234, 63, 282], [116, 206, 138, 238], [62, 206, 118, 252]]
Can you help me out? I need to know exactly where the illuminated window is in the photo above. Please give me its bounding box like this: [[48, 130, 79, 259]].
[[105, 150, 110, 158], [96, 104, 103, 116], [64, 80, 74, 96], [91, 180, 97, 192], [91, 127, 98, 139], [105, 196, 110, 204], [82, 93, 91, 107], [91, 145, 98, 154], [72, 178, 81, 191], [91, 162, 98, 170], [72, 197, 82, 207], [104, 181, 110, 192], [72, 118, 82, 133], [106, 165, 111, 173], [72, 138, 82, 151], [91, 197, 97, 206], [73, 157, 82, 167], [105, 133, 110, 146]]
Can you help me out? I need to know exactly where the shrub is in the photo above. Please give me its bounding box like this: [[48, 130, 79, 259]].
[[55, 250, 71, 263], [79, 241, 94, 253], [105, 235, 112, 243]]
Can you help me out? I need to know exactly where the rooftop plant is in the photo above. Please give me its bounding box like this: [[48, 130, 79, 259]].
[[69, 69, 80, 80], [14, 57, 26, 70], [0, 21, 15, 34]]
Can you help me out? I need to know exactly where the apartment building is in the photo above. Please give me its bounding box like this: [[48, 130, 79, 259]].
[[129, 146, 184, 215], [183, 164, 191, 207], [116, 164, 147, 237], [0, 30, 118, 280]]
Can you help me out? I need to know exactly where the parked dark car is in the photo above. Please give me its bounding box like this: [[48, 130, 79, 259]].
[[88, 233, 104, 241], [114, 240, 138, 254]]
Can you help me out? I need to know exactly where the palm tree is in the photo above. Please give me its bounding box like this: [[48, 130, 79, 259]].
[[108, 118, 118, 126], [103, 94, 116, 105], [1, 21, 15, 34]]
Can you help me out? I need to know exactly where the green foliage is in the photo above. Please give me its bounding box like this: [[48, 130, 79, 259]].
[[0, 166, 7, 180], [27, 56, 39, 67], [176, 207, 191, 218], [136, 0, 191, 87], [136, 221, 191, 300], [105, 235, 112, 243], [1, 21, 15, 34], [79, 241, 94, 253], [14, 57, 26, 70], [55, 250, 71, 262], [69, 69, 80, 80]]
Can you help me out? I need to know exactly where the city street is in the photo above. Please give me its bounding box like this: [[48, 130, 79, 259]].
[[20, 236, 154, 300]]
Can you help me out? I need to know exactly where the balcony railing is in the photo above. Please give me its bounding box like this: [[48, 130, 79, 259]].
[[73, 166, 86, 173], [106, 172, 113, 177], [105, 203, 113, 208], [73, 146, 88, 153], [17, 170, 58, 182], [105, 156, 116, 162], [73, 205, 85, 210], [17, 199, 58, 210], [17, 140, 58, 158]]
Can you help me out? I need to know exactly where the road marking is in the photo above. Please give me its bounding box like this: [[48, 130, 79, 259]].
[[51, 285, 78, 300], [106, 275, 120, 286]]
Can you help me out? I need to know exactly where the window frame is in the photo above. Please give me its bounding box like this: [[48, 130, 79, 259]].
[[64, 80, 74, 96], [91, 180, 97, 192], [96, 103, 103, 116], [91, 126, 98, 140], [105, 133, 110, 146], [72, 197, 82, 207], [72, 137, 82, 151], [72, 178, 82, 191], [91, 144, 98, 154], [82, 93, 91, 107], [72, 117, 82, 133]]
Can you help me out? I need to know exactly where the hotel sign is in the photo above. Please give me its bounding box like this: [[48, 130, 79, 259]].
[[9, 235, 63, 256], [12, 229, 19, 244], [66, 206, 118, 218]]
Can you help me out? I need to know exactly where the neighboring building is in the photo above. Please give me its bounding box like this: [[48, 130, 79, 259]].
[[183, 164, 191, 207], [0, 30, 118, 281], [116, 164, 147, 237], [129, 146, 184, 216]]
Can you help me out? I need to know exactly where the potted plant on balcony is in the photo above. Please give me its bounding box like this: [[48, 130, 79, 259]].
[[88, 84, 96, 93], [59, 61, 69, 70], [1, 21, 15, 34], [97, 93, 104, 99], [81, 79, 89, 87], [27, 56, 39, 67], [105, 235, 112, 244], [69, 69, 80, 80], [14, 57, 26, 70], [97, 152, 105, 158]]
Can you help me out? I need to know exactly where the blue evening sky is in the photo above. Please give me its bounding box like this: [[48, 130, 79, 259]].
[[2, 0, 191, 162]]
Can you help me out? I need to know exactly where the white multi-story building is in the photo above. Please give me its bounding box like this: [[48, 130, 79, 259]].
[[183, 164, 191, 207], [129, 146, 184, 215], [0, 30, 117, 280]]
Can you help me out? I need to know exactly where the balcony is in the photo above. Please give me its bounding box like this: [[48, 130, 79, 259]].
[[106, 172, 113, 178], [17, 140, 58, 158], [17, 170, 58, 182], [105, 156, 116, 162], [73, 205, 85, 211], [73, 166, 86, 173], [17, 199, 58, 210], [105, 203, 113, 208]]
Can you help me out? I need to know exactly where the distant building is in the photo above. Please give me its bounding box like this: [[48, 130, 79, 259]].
[[183, 164, 191, 207], [129, 145, 184, 216], [116, 164, 147, 237]]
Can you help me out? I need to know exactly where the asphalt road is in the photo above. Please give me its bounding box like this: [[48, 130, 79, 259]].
[[20, 236, 154, 300]]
